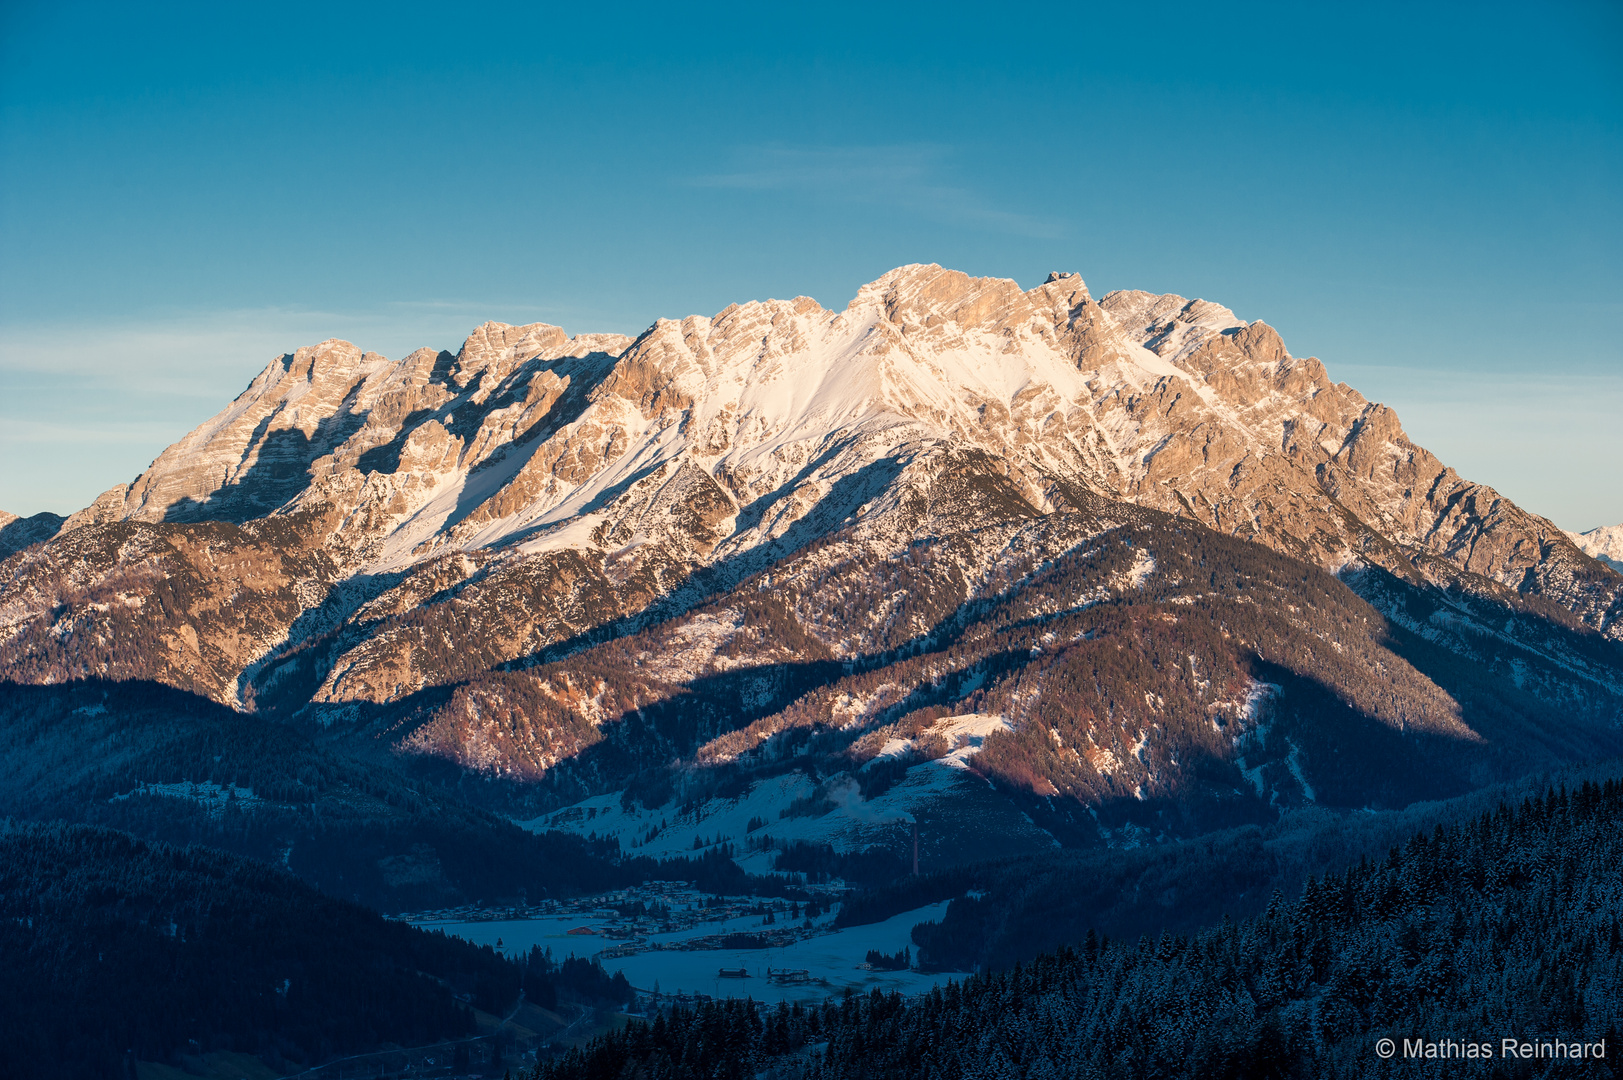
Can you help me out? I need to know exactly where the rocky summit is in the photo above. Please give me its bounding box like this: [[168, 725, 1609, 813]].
[[2, 266, 1621, 853]]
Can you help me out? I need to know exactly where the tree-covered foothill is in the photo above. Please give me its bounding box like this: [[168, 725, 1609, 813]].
[[534, 778, 1623, 1079], [619, 517, 1623, 860], [0, 679, 810, 914], [0, 821, 519, 1078]]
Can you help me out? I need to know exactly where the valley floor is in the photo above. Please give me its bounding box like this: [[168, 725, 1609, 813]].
[[413, 894, 954, 1006]]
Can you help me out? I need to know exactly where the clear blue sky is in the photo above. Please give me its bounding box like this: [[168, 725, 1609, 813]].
[[2, 1, 1619, 529]]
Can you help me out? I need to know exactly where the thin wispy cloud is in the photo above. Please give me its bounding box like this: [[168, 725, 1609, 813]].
[[0, 417, 186, 446], [690, 144, 1061, 239], [0, 299, 601, 378]]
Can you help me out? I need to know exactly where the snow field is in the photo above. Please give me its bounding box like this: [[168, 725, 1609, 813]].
[[520, 739, 1006, 877]]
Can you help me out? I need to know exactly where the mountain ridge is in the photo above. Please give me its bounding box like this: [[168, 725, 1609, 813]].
[[47, 266, 1623, 625]]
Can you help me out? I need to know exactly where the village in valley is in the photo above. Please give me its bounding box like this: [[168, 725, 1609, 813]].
[[397, 876, 877, 996], [399, 875, 952, 1011]]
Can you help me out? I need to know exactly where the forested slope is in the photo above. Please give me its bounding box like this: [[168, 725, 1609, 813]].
[[0, 680, 803, 914], [0, 679, 648, 911], [0, 822, 501, 1078], [538, 778, 1623, 1079]]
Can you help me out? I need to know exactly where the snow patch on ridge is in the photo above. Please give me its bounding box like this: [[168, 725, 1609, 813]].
[[874, 713, 1014, 770]]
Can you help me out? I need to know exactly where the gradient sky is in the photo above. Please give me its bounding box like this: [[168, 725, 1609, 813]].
[[2, 1, 1619, 530]]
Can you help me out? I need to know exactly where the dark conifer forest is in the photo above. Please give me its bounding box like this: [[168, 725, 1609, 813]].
[[0, 820, 652, 1079], [0, 822, 493, 1077]]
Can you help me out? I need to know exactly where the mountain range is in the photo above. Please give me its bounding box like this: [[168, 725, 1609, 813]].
[[2, 262, 1621, 891]]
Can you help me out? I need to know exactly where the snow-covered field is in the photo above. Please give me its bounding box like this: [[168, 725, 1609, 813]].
[[419, 900, 956, 1006], [518, 715, 1047, 877]]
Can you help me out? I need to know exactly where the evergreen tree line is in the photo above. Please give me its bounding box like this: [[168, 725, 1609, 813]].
[[535, 778, 1623, 1079], [518, 946, 634, 1011]]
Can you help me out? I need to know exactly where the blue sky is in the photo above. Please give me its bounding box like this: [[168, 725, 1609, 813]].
[[2, 1, 1619, 529]]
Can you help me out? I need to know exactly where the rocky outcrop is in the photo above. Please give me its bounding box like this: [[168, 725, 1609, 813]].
[[1095, 290, 1620, 635]]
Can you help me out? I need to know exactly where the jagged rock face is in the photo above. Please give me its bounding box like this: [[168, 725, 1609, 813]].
[[0, 516, 336, 702], [3, 264, 1619, 726], [1092, 291, 1620, 632]]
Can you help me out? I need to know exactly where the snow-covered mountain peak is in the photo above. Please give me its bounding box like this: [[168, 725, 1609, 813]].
[[1569, 524, 1623, 573], [841, 264, 1094, 343]]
